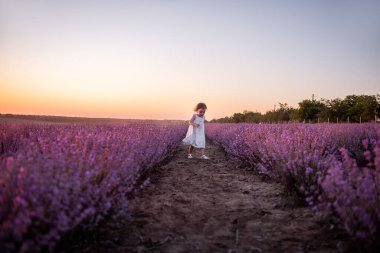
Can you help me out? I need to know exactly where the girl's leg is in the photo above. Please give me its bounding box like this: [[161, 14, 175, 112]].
[[200, 148, 209, 159], [188, 145, 194, 154]]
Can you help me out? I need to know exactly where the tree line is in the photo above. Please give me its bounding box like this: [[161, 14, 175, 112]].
[[209, 94, 380, 123]]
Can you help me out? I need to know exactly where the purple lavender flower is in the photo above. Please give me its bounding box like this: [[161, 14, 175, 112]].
[[305, 167, 313, 175]]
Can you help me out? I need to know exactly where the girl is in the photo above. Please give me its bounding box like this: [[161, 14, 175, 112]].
[[182, 102, 209, 159]]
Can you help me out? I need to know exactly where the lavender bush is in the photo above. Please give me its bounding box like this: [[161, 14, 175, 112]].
[[321, 135, 380, 245], [206, 123, 380, 245], [0, 122, 186, 253]]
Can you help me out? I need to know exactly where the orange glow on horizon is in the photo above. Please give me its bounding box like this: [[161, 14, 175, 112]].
[[1, 69, 288, 120]]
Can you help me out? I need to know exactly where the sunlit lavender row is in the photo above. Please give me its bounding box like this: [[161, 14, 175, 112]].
[[206, 123, 380, 246], [0, 122, 187, 253]]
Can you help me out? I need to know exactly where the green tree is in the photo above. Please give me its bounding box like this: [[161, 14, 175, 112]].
[[298, 99, 327, 122], [242, 110, 262, 123], [336, 95, 378, 122]]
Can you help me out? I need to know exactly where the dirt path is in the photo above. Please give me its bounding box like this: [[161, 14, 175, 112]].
[[63, 141, 347, 253]]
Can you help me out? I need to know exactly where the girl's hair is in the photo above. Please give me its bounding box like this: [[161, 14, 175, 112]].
[[194, 102, 207, 112]]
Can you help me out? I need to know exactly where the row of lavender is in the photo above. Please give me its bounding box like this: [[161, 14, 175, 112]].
[[206, 123, 380, 246], [0, 122, 187, 253]]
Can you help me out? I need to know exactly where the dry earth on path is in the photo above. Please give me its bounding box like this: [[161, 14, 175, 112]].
[[60, 141, 350, 253]]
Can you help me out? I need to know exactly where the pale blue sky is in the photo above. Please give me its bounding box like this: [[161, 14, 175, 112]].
[[1, 0, 379, 119]]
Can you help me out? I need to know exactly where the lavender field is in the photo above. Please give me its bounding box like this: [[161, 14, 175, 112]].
[[206, 123, 380, 247], [1, 121, 380, 252], [0, 121, 187, 252]]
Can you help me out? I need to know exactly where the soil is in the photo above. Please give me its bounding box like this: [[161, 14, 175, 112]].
[[59, 140, 350, 253]]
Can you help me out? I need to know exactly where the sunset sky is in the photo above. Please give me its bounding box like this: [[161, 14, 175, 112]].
[[1, 0, 379, 120]]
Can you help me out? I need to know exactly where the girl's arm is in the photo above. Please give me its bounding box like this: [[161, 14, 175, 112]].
[[189, 114, 199, 127]]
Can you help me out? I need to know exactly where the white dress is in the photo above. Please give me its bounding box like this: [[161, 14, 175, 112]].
[[182, 114, 206, 148]]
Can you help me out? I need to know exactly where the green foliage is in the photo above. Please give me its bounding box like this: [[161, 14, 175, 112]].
[[210, 94, 379, 123], [321, 95, 378, 122], [210, 102, 297, 123], [298, 99, 327, 122]]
